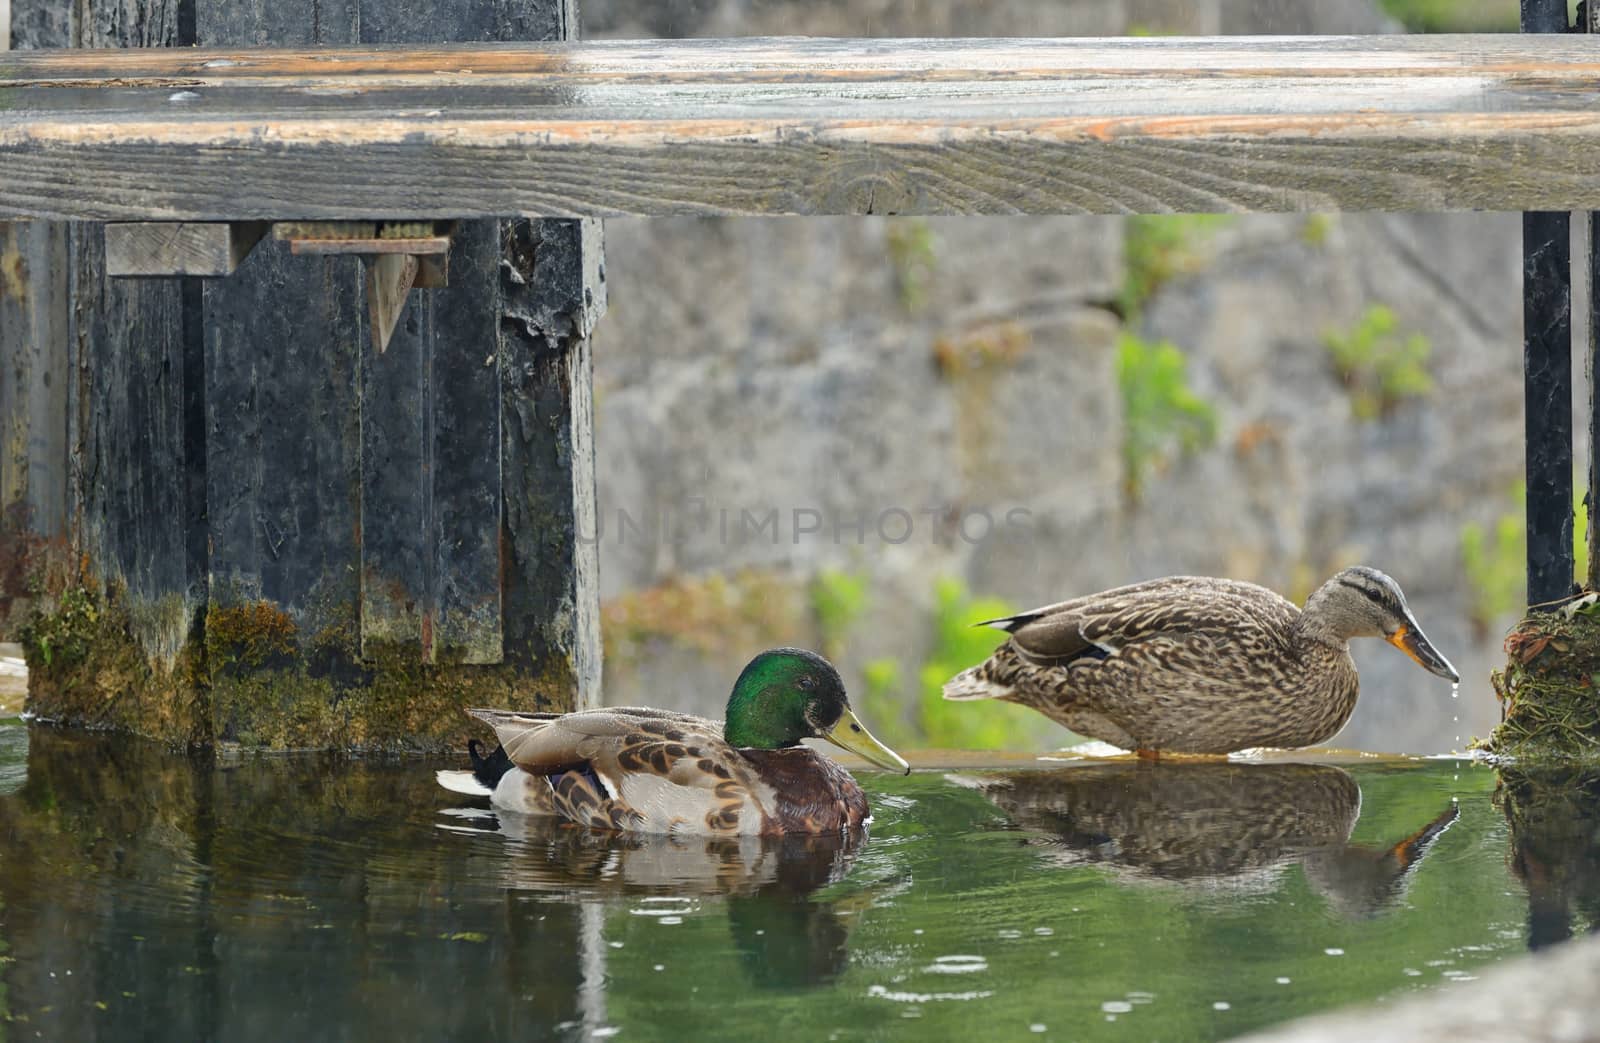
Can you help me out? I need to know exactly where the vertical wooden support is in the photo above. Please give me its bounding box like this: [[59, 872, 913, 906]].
[[1590, 5, 1600, 592], [13, 0, 602, 748], [0, 0, 71, 638], [1523, 212, 1575, 607], [194, 0, 599, 747], [1522, 0, 1576, 608], [1590, 217, 1600, 591], [4, 0, 208, 741], [0, 222, 69, 631]]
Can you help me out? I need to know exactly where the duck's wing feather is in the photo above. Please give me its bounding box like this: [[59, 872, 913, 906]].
[[467, 707, 770, 833], [991, 577, 1298, 666], [468, 706, 723, 775]]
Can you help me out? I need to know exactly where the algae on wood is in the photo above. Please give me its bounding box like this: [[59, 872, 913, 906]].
[[1481, 609, 1600, 761]]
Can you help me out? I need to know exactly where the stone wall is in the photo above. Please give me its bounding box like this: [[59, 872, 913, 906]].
[[585, 0, 1537, 752]]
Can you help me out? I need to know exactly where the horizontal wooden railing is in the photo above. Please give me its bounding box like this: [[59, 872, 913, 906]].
[[2, 35, 1600, 219]]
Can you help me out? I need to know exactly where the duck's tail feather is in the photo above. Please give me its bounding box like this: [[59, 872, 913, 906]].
[[435, 739, 517, 798], [973, 612, 1042, 633], [942, 665, 1014, 702], [436, 769, 492, 797]]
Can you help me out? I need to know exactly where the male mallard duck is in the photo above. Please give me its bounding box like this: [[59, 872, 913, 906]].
[[437, 648, 909, 836], [943, 567, 1458, 755]]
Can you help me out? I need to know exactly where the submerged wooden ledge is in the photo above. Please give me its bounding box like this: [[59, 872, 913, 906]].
[[3, 35, 1600, 219]]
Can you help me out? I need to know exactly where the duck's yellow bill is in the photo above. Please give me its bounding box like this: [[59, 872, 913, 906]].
[[823, 707, 911, 775]]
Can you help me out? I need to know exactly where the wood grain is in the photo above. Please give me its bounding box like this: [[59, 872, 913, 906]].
[[3, 35, 1600, 217], [105, 220, 265, 275]]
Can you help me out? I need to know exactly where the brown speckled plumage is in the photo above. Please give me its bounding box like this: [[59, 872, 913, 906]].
[[465, 706, 869, 837], [944, 568, 1457, 754]]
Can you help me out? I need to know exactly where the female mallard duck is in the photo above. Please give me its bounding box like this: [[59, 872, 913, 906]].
[[437, 648, 909, 836], [943, 566, 1458, 755]]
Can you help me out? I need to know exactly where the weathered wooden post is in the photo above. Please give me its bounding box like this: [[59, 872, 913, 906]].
[[1521, 0, 1578, 608], [2, 0, 602, 749], [1589, 0, 1600, 593]]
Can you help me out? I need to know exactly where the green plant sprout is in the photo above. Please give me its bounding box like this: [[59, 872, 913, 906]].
[[857, 579, 1060, 751], [1119, 214, 1234, 321], [1462, 480, 1591, 637], [811, 569, 870, 661], [886, 219, 938, 314], [1324, 305, 1434, 421], [1117, 332, 1218, 499]]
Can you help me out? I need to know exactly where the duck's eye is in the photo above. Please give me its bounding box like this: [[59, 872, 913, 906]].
[[798, 676, 816, 691]]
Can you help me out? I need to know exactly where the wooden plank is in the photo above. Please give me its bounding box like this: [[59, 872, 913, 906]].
[[105, 221, 265, 276], [202, 234, 363, 638], [5, 36, 1600, 217], [497, 217, 601, 698], [0, 221, 68, 540], [290, 237, 450, 256], [424, 219, 503, 666]]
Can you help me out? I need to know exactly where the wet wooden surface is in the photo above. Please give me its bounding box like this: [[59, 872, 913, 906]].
[[4, 35, 1600, 217]]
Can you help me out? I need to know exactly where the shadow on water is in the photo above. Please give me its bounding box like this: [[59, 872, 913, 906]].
[[1496, 766, 1600, 950], [0, 722, 1592, 1040], [959, 763, 1459, 920], [440, 808, 863, 988]]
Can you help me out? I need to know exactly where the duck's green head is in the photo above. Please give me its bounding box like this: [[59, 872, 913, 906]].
[[723, 648, 910, 774]]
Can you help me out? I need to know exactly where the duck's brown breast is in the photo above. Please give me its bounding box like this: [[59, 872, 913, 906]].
[[738, 747, 870, 835]]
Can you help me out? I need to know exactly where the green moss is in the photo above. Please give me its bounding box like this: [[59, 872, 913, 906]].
[[206, 600, 298, 672], [19, 583, 207, 746], [1480, 608, 1600, 762], [1117, 331, 1218, 500], [1324, 305, 1434, 421]]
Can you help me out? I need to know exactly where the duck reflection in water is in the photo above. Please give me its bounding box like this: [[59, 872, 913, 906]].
[[954, 762, 1458, 919], [439, 807, 864, 988]]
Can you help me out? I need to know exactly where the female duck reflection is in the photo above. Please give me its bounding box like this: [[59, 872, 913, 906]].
[[437, 811, 867, 989], [953, 762, 1457, 919]]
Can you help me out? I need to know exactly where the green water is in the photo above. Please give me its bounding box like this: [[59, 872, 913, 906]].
[[0, 721, 1590, 1041]]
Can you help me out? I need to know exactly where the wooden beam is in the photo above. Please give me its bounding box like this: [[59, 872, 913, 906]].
[[5, 36, 1600, 218], [105, 221, 265, 276]]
